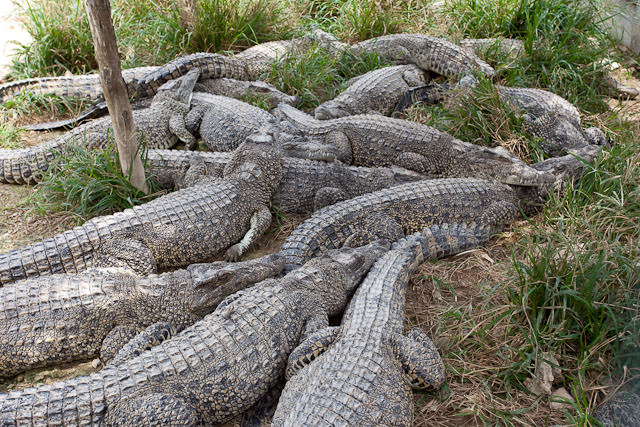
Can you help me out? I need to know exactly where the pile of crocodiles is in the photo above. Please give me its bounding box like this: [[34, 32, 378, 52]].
[[0, 29, 626, 425]]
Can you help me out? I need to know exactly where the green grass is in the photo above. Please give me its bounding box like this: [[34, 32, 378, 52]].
[[26, 142, 166, 220], [266, 45, 389, 109], [9, 0, 291, 78], [444, 0, 616, 113]]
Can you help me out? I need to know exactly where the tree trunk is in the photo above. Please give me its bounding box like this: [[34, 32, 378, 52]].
[[178, 0, 198, 32], [85, 0, 148, 193]]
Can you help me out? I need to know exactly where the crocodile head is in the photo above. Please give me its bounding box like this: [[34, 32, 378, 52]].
[[458, 142, 555, 186], [278, 135, 341, 162], [289, 240, 390, 315], [152, 68, 200, 108], [314, 101, 350, 120]]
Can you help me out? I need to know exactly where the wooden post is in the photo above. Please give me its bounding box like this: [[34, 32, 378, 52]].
[[85, 0, 148, 193]]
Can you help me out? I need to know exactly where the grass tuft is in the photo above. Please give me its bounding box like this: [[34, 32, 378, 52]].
[[26, 142, 166, 220]]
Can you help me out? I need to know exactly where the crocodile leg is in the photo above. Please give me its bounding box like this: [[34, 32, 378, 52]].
[[107, 322, 176, 366], [225, 205, 272, 261], [285, 327, 340, 379], [100, 324, 145, 363], [390, 328, 446, 391], [313, 186, 348, 211], [168, 113, 197, 149], [184, 104, 208, 135], [343, 212, 404, 248], [325, 130, 353, 163]]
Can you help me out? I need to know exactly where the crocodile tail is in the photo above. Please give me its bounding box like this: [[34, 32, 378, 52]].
[[0, 136, 69, 185]]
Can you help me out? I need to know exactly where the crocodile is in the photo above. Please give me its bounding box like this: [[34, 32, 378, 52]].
[[395, 83, 607, 155], [0, 254, 282, 378], [0, 69, 201, 185], [184, 93, 341, 161], [234, 28, 348, 79], [0, 241, 389, 426], [458, 37, 525, 59], [349, 33, 496, 78], [92, 138, 283, 271], [273, 222, 502, 426], [279, 178, 519, 271], [593, 390, 640, 427], [194, 77, 300, 108], [314, 64, 431, 119], [21, 52, 251, 131], [146, 149, 424, 214], [23, 77, 300, 132], [0, 148, 420, 286], [276, 102, 553, 186], [0, 66, 158, 103]]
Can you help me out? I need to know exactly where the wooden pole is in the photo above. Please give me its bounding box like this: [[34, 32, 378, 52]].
[[85, 0, 148, 193]]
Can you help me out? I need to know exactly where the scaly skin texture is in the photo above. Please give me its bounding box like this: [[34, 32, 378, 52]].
[[277, 103, 552, 186], [0, 67, 158, 103], [0, 255, 283, 378], [194, 77, 301, 108], [396, 83, 607, 155], [0, 242, 389, 426], [274, 223, 498, 426], [279, 178, 519, 271], [0, 149, 418, 286], [145, 149, 425, 214], [0, 69, 201, 185], [594, 391, 640, 427], [350, 33, 495, 78], [314, 64, 430, 119], [94, 139, 283, 271]]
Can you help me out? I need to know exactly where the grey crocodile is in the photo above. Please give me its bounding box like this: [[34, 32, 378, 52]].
[[0, 66, 158, 103], [194, 77, 300, 108], [274, 222, 502, 426], [349, 33, 495, 78], [279, 178, 519, 271], [0, 241, 389, 426], [184, 93, 340, 161], [0, 254, 282, 378], [594, 390, 640, 427], [314, 64, 430, 119], [93, 138, 282, 272], [21, 52, 251, 131], [276, 103, 552, 186], [0, 69, 201, 185], [0, 147, 420, 286], [395, 83, 607, 155], [146, 149, 424, 214], [235, 28, 347, 79]]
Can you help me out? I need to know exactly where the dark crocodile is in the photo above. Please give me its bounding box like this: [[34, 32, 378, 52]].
[[273, 222, 501, 425], [279, 178, 519, 271], [276, 103, 553, 186], [349, 33, 495, 78], [0, 69, 201, 185], [0, 241, 389, 426], [314, 64, 431, 119], [0, 254, 282, 378]]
